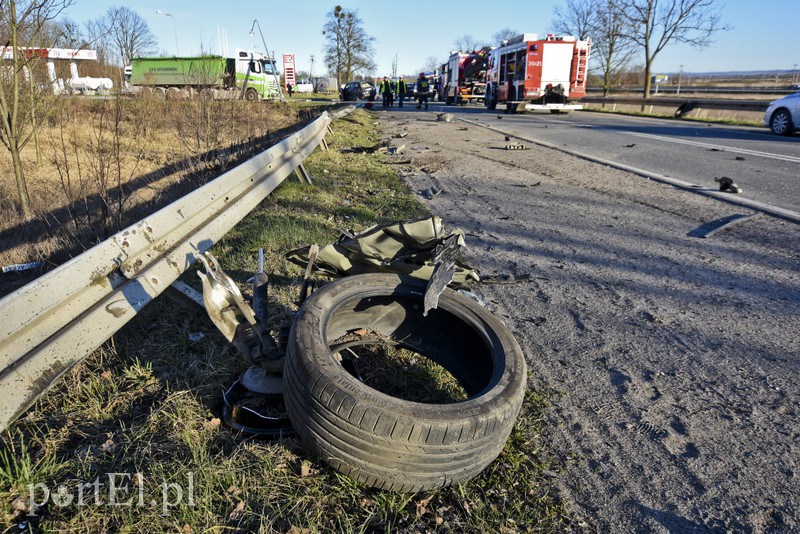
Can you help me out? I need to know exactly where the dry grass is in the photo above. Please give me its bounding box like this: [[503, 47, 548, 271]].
[[0, 95, 302, 289], [0, 109, 572, 532]]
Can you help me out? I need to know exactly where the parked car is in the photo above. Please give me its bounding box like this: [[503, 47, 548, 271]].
[[764, 92, 800, 135], [340, 81, 376, 101]]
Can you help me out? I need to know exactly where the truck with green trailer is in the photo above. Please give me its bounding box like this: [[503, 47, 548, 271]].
[[127, 49, 281, 101]]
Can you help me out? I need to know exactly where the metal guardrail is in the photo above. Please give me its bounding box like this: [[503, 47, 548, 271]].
[[582, 96, 770, 113], [588, 86, 797, 96], [0, 110, 339, 432]]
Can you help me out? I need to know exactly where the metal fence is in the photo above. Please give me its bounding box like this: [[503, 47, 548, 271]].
[[582, 96, 770, 114]]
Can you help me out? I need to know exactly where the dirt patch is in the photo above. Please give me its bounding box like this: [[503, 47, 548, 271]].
[[377, 110, 800, 533]]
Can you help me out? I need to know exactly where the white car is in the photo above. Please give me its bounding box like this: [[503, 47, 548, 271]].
[[764, 92, 800, 135]]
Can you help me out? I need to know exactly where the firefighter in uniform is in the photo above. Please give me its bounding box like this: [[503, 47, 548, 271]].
[[397, 78, 407, 107], [416, 73, 429, 110]]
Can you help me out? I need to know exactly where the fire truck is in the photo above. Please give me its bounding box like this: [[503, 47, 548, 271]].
[[484, 33, 590, 112], [440, 47, 490, 105]]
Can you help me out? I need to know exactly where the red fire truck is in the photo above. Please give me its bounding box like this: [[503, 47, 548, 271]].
[[484, 33, 590, 112], [440, 47, 490, 105]]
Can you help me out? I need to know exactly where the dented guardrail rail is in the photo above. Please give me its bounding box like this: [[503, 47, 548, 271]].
[[0, 110, 343, 432]]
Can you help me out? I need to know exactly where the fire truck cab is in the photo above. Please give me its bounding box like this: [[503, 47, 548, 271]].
[[485, 33, 589, 112]]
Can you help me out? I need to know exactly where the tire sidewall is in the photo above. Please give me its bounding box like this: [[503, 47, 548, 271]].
[[287, 274, 526, 425]]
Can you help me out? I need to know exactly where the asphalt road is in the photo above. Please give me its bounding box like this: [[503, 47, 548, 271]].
[[379, 110, 800, 532], [422, 104, 800, 215]]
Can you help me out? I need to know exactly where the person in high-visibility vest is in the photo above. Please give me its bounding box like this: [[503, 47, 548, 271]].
[[397, 78, 408, 107], [416, 73, 429, 110], [380, 76, 392, 108]]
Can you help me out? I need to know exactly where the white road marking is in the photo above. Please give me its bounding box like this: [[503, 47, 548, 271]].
[[543, 118, 800, 164], [618, 130, 800, 164]]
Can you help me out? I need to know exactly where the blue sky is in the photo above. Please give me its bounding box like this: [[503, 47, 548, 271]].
[[62, 0, 800, 77]]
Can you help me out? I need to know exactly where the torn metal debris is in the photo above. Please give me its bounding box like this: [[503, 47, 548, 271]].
[[285, 216, 480, 291]]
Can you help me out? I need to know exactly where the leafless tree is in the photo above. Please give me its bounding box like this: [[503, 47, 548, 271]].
[[613, 0, 729, 97], [452, 34, 488, 53], [552, 0, 595, 40], [553, 0, 636, 95], [591, 2, 637, 95], [101, 6, 157, 66], [491, 27, 520, 45], [0, 0, 72, 219], [322, 6, 376, 86], [83, 17, 112, 64], [51, 17, 86, 48], [420, 56, 443, 75]]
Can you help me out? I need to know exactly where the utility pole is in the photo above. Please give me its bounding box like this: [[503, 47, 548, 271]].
[[249, 19, 285, 102], [677, 65, 683, 95], [310, 54, 316, 92]]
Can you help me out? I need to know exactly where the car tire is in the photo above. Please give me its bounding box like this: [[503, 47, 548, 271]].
[[245, 88, 259, 101], [485, 84, 497, 110], [283, 273, 527, 492], [770, 109, 794, 136]]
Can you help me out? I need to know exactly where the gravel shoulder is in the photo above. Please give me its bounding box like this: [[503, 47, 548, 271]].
[[377, 109, 800, 533]]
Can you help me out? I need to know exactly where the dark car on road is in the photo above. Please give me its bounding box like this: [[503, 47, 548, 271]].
[[340, 81, 376, 101]]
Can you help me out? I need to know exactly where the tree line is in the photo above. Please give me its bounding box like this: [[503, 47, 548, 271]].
[[323, 1, 728, 98]]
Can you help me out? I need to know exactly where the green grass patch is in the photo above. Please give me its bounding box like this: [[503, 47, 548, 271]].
[[1, 109, 572, 532]]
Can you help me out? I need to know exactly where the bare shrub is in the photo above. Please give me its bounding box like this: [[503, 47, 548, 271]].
[[48, 96, 150, 240]]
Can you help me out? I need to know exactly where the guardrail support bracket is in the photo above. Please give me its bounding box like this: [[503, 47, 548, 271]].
[[294, 163, 313, 185]]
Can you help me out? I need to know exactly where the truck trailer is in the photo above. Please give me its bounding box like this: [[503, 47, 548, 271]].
[[127, 49, 281, 101], [484, 34, 590, 112]]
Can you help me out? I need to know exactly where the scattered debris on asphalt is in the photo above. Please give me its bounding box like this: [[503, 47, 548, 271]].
[[687, 213, 762, 239], [505, 143, 528, 150], [715, 176, 742, 193]]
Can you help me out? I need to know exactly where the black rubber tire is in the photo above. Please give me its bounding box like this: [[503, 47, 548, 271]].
[[283, 273, 527, 492], [770, 109, 794, 136], [245, 88, 259, 101], [485, 84, 497, 110]]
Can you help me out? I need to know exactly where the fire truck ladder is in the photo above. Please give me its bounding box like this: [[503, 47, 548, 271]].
[[572, 44, 589, 94]]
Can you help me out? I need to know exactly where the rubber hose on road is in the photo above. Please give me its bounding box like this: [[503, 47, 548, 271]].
[[283, 273, 527, 492]]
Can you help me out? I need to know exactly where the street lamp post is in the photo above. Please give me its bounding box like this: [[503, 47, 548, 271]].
[[156, 10, 179, 56], [249, 19, 285, 102]]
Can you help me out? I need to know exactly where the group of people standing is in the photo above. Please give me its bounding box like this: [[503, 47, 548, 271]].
[[378, 73, 431, 110]]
